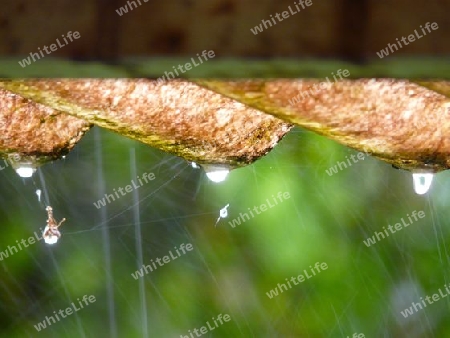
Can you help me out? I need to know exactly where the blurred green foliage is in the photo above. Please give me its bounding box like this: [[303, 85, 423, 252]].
[[0, 125, 449, 337]]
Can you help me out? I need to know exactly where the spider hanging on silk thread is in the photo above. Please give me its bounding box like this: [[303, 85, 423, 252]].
[[42, 206, 66, 245]]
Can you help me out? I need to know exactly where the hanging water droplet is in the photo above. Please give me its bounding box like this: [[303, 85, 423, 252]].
[[36, 189, 41, 202], [15, 166, 36, 178], [202, 164, 230, 183], [412, 172, 434, 195], [191, 161, 200, 169], [206, 170, 229, 183], [7, 154, 39, 178], [205, 169, 229, 183]]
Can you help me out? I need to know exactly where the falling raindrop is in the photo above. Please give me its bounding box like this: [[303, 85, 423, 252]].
[[214, 203, 230, 227], [36, 189, 41, 202], [202, 164, 230, 183], [412, 172, 434, 195]]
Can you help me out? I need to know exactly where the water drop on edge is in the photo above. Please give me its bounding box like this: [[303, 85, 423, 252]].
[[7, 154, 39, 178], [15, 166, 36, 178], [202, 164, 230, 183], [412, 172, 434, 195], [206, 170, 229, 183]]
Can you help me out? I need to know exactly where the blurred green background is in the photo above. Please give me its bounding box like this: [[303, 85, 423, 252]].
[[0, 125, 449, 337]]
